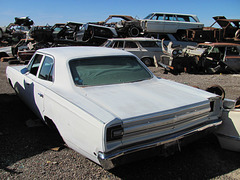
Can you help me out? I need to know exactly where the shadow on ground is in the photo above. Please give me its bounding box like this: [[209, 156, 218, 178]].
[[0, 93, 63, 173], [110, 135, 240, 179]]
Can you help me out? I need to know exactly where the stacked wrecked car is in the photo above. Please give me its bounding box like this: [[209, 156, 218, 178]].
[[1, 14, 240, 70]]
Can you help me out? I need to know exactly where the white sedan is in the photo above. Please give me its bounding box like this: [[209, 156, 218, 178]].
[[141, 12, 204, 34], [6, 46, 222, 169]]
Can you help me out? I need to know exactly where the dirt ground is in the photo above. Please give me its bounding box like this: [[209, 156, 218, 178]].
[[0, 62, 240, 179]]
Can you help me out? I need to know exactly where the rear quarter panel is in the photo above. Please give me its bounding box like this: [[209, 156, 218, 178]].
[[43, 88, 105, 164]]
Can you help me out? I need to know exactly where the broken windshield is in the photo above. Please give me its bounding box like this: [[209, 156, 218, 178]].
[[69, 56, 152, 86]]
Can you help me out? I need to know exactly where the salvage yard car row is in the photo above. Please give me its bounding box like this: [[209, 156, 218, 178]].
[[1, 10, 240, 171], [1, 13, 240, 72]]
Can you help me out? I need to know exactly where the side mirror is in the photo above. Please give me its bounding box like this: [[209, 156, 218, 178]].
[[21, 67, 28, 74]]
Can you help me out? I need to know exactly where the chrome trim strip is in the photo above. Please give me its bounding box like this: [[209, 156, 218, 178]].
[[123, 101, 210, 126], [124, 109, 209, 135], [98, 119, 222, 169]]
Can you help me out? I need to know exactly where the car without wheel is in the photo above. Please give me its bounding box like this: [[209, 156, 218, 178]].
[[197, 42, 240, 73], [91, 15, 143, 37], [6, 46, 223, 169]]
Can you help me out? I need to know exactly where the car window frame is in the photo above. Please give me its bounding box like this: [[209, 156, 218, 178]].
[[27, 53, 44, 76], [38, 55, 55, 82], [124, 41, 138, 49]]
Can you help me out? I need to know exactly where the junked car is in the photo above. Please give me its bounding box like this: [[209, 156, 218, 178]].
[[90, 15, 143, 37], [102, 37, 164, 66], [0, 46, 13, 59], [186, 16, 240, 43], [0, 17, 34, 44], [159, 42, 240, 74], [197, 42, 240, 73], [75, 23, 118, 45], [141, 12, 204, 37], [6, 46, 223, 169], [148, 33, 197, 48]]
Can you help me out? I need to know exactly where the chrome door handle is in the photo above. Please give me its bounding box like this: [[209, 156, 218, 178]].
[[38, 93, 44, 98]]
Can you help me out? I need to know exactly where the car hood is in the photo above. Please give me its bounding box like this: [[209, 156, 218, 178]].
[[66, 78, 217, 124]]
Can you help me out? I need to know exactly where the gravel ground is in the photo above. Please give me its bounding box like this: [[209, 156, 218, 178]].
[[0, 62, 240, 179]]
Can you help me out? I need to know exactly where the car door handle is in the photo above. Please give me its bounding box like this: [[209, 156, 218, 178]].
[[38, 93, 44, 98]]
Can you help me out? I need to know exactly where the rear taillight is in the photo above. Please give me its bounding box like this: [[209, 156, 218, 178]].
[[106, 125, 123, 142]]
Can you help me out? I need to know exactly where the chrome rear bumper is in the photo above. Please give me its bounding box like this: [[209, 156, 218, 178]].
[[98, 119, 222, 170]]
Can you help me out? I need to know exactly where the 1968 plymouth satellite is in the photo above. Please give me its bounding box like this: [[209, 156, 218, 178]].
[[6, 46, 223, 169]]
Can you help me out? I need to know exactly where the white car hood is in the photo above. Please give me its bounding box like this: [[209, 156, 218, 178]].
[[70, 78, 217, 123]]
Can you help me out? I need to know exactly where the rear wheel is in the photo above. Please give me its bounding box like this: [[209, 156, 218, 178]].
[[141, 57, 152, 66], [235, 29, 240, 40], [128, 26, 140, 37], [206, 85, 225, 100], [8, 60, 20, 64]]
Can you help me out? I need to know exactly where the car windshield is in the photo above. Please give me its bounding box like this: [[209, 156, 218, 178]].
[[69, 56, 152, 86], [144, 13, 154, 19]]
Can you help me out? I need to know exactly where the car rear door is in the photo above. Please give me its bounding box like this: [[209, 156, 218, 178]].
[[163, 14, 178, 33], [177, 15, 202, 30], [123, 41, 142, 58], [224, 46, 240, 72]]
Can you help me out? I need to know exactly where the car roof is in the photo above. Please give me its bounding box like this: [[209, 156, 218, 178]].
[[151, 12, 197, 16], [198, 42, 240, 46], [37, 46, 133, 60], [107, 37, 161, 41], [108, 15, 136, 21]]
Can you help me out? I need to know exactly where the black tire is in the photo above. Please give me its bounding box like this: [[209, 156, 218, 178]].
[[235, 29, 240, 40], [128, 26, 140, 37], [176, 30, 187, 40], [0, 52, 9, 59], [206, 85, 225, 100], [235, 96, 240, 108], [141, 57, 152, 66], [8, 60, 20, 64]]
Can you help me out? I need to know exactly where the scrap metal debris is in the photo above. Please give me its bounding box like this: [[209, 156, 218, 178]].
[[158, 39, 240, 74]]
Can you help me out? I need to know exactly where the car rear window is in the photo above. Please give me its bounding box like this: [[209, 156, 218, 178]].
[[69, 56, 152, 86]]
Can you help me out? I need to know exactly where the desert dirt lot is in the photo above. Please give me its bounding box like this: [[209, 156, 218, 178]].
[[0, 62, 240, 179]]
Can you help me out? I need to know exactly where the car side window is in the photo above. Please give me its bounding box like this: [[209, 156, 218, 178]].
[[152, 15, 158, 20], [152, 14, 164, 20], [38, 56, 54, 82], [27, 54, 43, 76], [157, 15, 164, 20], [189, 16, 197, 22], [226, 46, 240, 55], [125, 41, 138, 48], [177, 15, 189, 22], [165, 15, 177, 21], [113, 41, 124, 48], [139, 41, 159, 47]]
